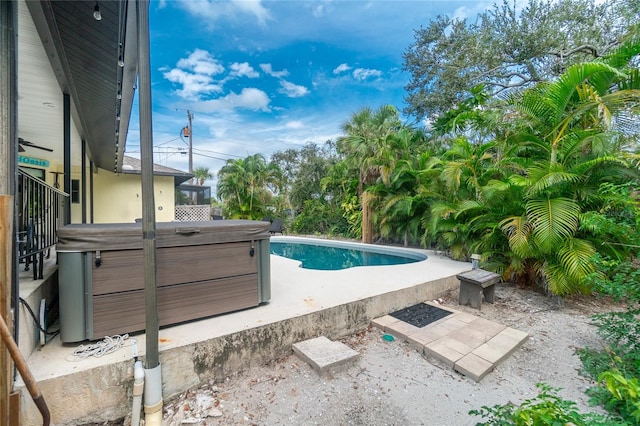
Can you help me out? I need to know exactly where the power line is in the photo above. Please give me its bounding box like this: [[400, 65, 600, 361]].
[[155, 105, 328, 142], [192, 147, 242, 158]]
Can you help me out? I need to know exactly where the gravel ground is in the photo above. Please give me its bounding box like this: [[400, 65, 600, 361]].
[[136, 284, 619, 426]]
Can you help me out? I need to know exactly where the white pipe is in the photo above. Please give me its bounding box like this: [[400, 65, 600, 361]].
[[143, 364, 163, 425], [131, 360, 144, 426]]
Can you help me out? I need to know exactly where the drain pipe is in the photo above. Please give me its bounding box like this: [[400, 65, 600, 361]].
[[131, 359, 144, 426], [0, 313, 50, 426], [143, 364, 162, 424]]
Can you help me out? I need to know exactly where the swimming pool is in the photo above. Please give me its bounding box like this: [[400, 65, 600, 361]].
[[269, 236, 427, 270]]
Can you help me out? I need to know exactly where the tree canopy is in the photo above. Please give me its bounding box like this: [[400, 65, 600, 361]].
[[403, 0, 640, 120]]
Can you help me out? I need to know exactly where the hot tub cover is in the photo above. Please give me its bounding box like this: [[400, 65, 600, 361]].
[[57, 220, 270, 252]]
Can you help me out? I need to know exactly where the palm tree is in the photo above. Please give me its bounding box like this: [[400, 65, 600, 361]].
[[192, 167, 212, 186], [338, 105, 401, 242], [217, 154, 281, 220], [497, 40, 640, 294]]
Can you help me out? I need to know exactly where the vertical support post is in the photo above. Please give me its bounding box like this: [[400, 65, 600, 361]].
[[63, 94, 71, 225], [89, 161, 94, 224], [187, 109, 193, 175], [81, 139, 86, 224], [0, 1, 17, 423], [1, 196, 14, 424], [137, 0, 163, 422]]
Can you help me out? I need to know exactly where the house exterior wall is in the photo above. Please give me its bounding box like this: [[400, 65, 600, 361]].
[[93, 171, 176, 223]]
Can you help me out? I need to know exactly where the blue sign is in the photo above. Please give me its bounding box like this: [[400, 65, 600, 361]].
[[18, 155, 50, 168]]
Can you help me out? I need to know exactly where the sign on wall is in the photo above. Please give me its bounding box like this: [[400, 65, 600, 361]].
[[18, 155, 50, 168]]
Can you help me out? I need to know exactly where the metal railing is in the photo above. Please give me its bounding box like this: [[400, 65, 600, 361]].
[[17, 170, 69, 280]]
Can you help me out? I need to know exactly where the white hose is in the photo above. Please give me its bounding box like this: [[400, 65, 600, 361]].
[[131, 360, 144, 426], [144, 364, 163, 426]]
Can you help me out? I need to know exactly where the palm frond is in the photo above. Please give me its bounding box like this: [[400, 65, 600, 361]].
[[499, 215, 533, 258], [526, 197, 580, 252]]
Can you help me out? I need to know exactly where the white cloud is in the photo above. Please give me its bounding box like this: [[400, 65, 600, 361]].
[[333, 63, 351, 75], [200, 88, 271, 112], [163, 69, 223, 99], [279, 80, 310, 98], [176, 49, 225, 75], [178, 0, 271, 27], [285, 120, 304, 129], [229, 62, 259, 78], [260, 63, 289, 78], [231, 0, 271, 25], [163, 49, 225, 98], [352, 68, 382, 81]]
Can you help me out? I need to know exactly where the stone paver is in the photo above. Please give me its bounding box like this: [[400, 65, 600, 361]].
[[292, 336, 359, 375], [375, 303, 528, 382], [370, 315, 400, 331], [455, 353, 495, 382]]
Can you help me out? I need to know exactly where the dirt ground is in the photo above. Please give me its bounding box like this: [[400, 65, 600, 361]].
[[138, 284, 620, 426]]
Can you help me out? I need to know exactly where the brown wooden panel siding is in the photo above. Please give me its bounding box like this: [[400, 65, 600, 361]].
[[92, 274, 259, 339], [92, 242, 257, 296]]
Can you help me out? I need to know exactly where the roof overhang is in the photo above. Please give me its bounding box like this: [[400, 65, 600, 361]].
[[26, 0, 138, 172], [121, 155, 193, 186]]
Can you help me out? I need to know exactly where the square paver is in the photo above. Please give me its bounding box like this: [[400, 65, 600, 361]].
[[425, 340, 466, 367], [447, 326, 490, 349], [466, 317, 506, 339], [455, 352, 494, 382], [406, 326, 448, 351], [293, 336, 359, 375], [385, 320, 420, 341], [472, 327, 529, 365], [371, 315, 400, 331]]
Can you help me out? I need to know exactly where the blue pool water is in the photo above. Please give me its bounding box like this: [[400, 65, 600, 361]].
[[270, 241, 424, 270]]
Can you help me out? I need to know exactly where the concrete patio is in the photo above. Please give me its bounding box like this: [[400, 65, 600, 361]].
[[17, 244, 473, 424]]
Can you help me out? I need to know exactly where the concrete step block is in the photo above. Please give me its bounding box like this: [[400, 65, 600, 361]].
[[292, 336, 359, 376]]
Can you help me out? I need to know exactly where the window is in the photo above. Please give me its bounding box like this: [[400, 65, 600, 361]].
[[71, 179, 80, 204]]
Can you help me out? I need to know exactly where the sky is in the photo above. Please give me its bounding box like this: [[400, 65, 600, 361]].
[[125, 0, 496, 190]]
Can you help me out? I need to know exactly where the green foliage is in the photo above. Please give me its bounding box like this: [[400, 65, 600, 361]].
[[216, 154, 282, 220], [192, 166, 213, 186], [577, 256, 640, 423], [340, 195, 362, 240], [403, 0, 639, 119], [291, 199, 350, 237], [599, 369, 640, 423], [469, 383, 615, 425]]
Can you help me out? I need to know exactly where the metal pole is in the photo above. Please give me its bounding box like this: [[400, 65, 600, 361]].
[[63, 94, 71, 225], [188, 110, 193, 175], [137, 0, 159, 369], [137, 3, 164, 422]]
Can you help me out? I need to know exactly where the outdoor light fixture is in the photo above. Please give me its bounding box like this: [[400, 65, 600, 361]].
[[118, 56, 125, 67], [93, 2, 102, 21]]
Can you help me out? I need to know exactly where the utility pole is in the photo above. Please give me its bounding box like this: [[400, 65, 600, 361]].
[[187, 110, 193, 179]]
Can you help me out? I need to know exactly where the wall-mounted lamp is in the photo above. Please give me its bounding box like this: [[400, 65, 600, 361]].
[[118, 56, 125, 67], [93, 2, 102, 21]]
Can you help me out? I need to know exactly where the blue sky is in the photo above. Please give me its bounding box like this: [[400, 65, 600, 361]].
[[125, 0, 495, 189]]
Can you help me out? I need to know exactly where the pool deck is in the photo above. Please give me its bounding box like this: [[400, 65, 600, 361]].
[[18, 239, 472, 425]]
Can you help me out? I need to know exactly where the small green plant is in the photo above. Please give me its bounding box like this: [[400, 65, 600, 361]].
[[469, 383, 616, 425], [599, 368, 640, 423]]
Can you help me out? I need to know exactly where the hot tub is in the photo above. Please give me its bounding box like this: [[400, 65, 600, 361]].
[[56, 220, 271, 342]]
